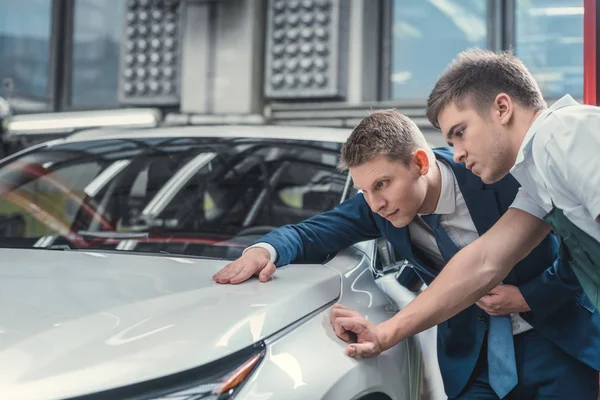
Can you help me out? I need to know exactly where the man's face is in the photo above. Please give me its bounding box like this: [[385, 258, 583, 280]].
[[437, 101, 513, 184], [350, 155, 426, 228]]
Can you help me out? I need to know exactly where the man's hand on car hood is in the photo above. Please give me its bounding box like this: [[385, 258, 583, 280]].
[[213, 248, 276, 284]]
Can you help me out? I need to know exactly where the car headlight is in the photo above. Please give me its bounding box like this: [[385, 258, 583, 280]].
[[148, 343, 265, 400], [85, 343, 265, 400]]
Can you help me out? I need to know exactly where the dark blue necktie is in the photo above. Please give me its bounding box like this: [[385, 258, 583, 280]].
[[421, 214, 518, 399]]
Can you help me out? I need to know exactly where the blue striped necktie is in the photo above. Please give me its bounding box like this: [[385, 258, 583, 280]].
[[421, 213, 518, 399]]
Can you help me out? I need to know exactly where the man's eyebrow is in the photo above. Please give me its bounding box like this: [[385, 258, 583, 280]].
[[447, 124, 459, 139], [445, 123, 460, 147]]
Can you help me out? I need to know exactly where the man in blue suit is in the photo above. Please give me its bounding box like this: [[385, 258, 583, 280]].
[[213, 110, 600, 399]]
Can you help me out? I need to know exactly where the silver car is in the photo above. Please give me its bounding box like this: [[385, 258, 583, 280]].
[[0, 125, 441, 400]]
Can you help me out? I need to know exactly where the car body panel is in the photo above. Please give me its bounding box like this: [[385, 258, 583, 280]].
[[236, 247, 416, 400], [0, 248, 341, 400]]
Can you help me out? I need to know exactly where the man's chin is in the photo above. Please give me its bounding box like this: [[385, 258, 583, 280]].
[[389, 218, 410, 228], [480, 175, 494, 184], [480, 171, 508, 184]]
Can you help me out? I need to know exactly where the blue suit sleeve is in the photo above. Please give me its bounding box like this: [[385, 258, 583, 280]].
[[519, 257, 583, 322], [253, 194, 382, 266]]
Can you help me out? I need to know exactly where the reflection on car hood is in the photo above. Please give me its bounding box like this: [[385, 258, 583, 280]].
[[0, 249, 340, 400]]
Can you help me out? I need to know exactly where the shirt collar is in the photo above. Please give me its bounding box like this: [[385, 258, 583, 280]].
[[512, 94, 578, 170], [432, 160, 456, 215]]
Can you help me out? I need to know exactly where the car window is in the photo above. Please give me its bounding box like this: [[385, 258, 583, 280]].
[[0, 160, 103, 241], [0, 136, 349, 259]]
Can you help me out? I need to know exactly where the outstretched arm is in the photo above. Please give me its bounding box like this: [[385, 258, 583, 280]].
[[214, 194, 381, 284], [332, 208, 551, 356]]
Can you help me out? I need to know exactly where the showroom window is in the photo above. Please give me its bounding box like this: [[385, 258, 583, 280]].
[[70, 0, 125, 108], [0, 0, 53, 112], [389, 0, 488, 100], [515, 0, 584, 99]]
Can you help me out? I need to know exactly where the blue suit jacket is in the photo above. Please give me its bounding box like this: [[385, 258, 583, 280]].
[[256, 148, 600, 397]]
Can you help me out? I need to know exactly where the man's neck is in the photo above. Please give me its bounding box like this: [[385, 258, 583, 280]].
[[418, 160, 442, 215], [511, 108, 545, 158]]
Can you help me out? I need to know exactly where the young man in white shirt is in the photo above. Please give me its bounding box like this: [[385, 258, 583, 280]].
[[326, 50, 600, 368]]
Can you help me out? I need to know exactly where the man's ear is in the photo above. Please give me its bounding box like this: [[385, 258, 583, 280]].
[[494, 93, 514, 126], [413, 149, 430, 176]]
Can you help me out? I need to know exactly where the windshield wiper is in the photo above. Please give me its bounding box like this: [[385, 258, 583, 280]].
[[77, 231, 150, 240]]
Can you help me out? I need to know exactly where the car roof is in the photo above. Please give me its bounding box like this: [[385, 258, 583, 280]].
[[62, 125, 352, 144]]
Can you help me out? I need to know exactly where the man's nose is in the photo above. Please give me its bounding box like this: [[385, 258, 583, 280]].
[[367, 193, 386, 213], [453, 147, 467, 163]]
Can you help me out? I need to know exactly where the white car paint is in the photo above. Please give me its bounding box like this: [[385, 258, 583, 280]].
[[0, 248, 339, 399], [0, 245, 422, 400], [0, 124, 442, 399]]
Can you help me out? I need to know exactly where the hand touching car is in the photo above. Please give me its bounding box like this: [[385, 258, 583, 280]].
[[329, 303, 389, 358], [213, 248, 276, 284]]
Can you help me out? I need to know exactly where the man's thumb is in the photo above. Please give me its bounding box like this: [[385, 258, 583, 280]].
[[346, 344, 357, 357], [258, 261, 276, 282], [346, 343, 372, 358]]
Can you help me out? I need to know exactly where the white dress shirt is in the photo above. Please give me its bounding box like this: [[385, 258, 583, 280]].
[[410, 160, 532, 335], [509, 94, 600, 244], [248, 160, 536, 334]]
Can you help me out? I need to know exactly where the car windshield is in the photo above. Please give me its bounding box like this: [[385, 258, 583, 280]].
[[0, 136, 351, 259]]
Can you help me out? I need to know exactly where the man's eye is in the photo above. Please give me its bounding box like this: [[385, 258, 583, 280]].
[[455, 128, 464, 137], [376, 181, 386, 190]]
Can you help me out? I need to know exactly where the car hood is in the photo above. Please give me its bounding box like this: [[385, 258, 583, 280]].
[[0, 249, 341, 399]]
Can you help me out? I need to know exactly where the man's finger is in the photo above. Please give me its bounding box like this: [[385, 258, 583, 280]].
[[477, 301, 503, 316], [337, 316, 365, 335], [330, 306, 360, 324], [479, 296, 496, 307], [346, 342, 378, 358], [346, 344, 358, 357], [476, 301, 491, 314], [213, 264, 232, 281], [258, 261, 276, 282], [332, 317, 351, 342], [330, 308, 363, 339], [332, 303, 349, 311], [333, 317, 362, 341], [229, 263, 258, 284], [214, 263, 242, 283], [487, 286, 503, 295], [329, 303, 349, 326], [216, 267, 242, 283]]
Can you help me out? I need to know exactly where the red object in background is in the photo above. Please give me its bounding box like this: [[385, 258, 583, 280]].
[[584, 0, 597, 105]]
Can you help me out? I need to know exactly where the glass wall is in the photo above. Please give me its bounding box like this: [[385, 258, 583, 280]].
[[515, 0, 584, 99], [70, 0, 124, 108], [0, 0, 52, 112], [389, 0, 488, 100]]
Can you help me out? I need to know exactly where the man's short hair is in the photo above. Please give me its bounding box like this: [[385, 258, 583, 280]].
[[426, 49, 547, 129], [339, 109, 430, 171]]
